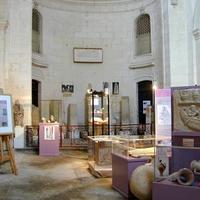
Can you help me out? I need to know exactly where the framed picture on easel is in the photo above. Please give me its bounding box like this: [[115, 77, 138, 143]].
[[0, 95, 14, 134]]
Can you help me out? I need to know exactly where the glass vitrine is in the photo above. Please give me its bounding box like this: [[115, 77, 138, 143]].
[[86, 90, 109, 136]]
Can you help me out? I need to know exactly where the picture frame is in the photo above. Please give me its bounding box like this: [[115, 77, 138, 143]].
[[112, 82, 119, 95], [73, 48, 103, 63], [61, 84, 74, 93], [0, 95, 14, 135]]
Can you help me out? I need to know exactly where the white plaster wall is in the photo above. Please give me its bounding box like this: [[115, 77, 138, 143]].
[[33, 0, 163, 124], [4, 0, 32, 125], [193, 0, 200, 85], [0, 0, 7, 90], [163, 0, 196, 87]]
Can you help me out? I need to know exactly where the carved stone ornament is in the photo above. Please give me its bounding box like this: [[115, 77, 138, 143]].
[[13, 100, 24, 127], [173, 88, 200, 132]]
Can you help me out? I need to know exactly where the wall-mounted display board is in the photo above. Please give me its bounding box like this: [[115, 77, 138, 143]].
[[0, 95, 13, 134], [73, 48, 103, 63]]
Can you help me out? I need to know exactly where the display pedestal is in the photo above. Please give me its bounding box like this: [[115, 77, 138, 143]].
[[88, 161, 112, 178], [14, 126, 24, 149], [112, 153, 147, 198], [39, 123, 60, 156], [153, 179, 200, 200]]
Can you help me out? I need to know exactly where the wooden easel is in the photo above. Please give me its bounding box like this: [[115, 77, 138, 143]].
[[0, 134, 17, 175]]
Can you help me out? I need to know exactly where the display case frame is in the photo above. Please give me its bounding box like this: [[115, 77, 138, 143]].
[[86, 90, 110, 136], [88, 135, 114, 177]]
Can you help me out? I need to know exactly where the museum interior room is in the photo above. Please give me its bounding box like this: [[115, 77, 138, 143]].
[[0, 0, 200, 199]]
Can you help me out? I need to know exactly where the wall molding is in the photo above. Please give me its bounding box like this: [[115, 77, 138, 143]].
[[129, 55, 155, 69], [32, 52, 48, 68], [35, 0, 156, 13], [193, 29, 200, 40]]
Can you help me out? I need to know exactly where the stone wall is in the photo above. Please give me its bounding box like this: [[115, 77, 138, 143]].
[[4, 0, 32, 125], [162, 0, 198, 86], [33, 0, 163, 124]]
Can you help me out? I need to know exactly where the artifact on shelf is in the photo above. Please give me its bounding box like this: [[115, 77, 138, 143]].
[[157, 159, 166, 176], [41, 117, 47, 123], [50, 115, 56, 123], [13, 99, 24, 127], [168, 168, 194, 186], [129, 147, 154, 158], [191, 160, 200, 175], [41, 115, 57, 123]]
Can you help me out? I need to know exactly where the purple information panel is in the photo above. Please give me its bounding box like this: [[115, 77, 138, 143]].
[[155, 89, 172, 179], [155, 89, 172, 146], [39, 123, 60, 156]]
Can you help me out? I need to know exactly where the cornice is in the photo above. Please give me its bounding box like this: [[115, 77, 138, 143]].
[[193, 29, 200, 40], [32, 52, 48, 68], [34, 0, 156, 13], [129, 54, 155, 69]]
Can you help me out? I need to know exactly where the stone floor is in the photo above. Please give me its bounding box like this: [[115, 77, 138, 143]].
[[0, 150, 125, 200]]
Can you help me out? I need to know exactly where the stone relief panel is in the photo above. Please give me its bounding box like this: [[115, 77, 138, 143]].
[[173, 87, 200, 132]]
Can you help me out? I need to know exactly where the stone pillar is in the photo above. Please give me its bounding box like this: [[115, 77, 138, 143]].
[[120, 96, 130, 125], [110, 95, 121, 125], [193, 29, 200, 85], [67, 104, 78, 125], [49, 101, 61, 122], [0, 21, 8, 89]]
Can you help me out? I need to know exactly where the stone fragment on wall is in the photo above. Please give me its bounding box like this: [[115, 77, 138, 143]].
[[121, 96, 130, 125]]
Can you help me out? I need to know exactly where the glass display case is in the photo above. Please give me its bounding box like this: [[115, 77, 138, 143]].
[[87, 135, 155, 178], [86, 90, 109, 136], [111, 135, 155, 198], [112, 135, 155, 159], [88, 135, 114, 177]]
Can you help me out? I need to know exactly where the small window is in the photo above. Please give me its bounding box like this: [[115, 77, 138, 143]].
[[32, 9, 41, 53], [136, 14, 151, 55]]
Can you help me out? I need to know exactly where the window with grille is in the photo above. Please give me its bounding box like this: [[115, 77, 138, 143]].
[[32, 9, 41, 53], [136, 14, 151, 55]]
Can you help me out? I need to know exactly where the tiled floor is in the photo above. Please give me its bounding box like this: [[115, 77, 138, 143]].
[[0, 150, 125, 200]]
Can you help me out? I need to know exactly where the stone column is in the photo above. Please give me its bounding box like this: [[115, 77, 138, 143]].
[[0, 19, 8, 89], [120, 96, 130, 125], [68, 104, 78, 125], [193, 29, 200, 85]]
